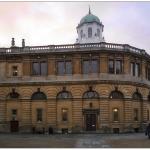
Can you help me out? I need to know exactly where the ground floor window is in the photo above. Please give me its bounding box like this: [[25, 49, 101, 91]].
[[62, 108, 68, 121], [37, 109, 43, 122], [12, 109, 17, 120], [133, 108, 139, 121], [113, 108, 119, 121]]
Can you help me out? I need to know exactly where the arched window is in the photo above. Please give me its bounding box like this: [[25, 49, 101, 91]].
[[113, 108, 119, 121], [83, 87, 99, 99], [56, 89, 72, 100], [88, 27, 92, 38], [97, 29, 100, 37], [132, 91, 142, 100], [80, 30, 83, 39], [31, 88, 47, 100], [8, 88, 20, 99], [109, 90, 124, 99]]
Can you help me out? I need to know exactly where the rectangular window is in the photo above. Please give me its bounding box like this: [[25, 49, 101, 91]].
[[12, 109, 17, 120], [131, 62, 140, 77], [32, 62, 47, 76], [65, 61, 72, 75], [12, 66, 18, 76], [146, 67, 150, 81], [37, 109, 43, 122], [113, 108, 119, 121], [134, 108, 138, 121], [147, 110, 149, 121], [91, 60, 98, 73], [57, 61, 72, 75], [135, 63, 140, 77], [109, 60, 114, 74], [83, 60, 90, 74], [116, 60, 122, 74], [82, 59, 98, 74], [41, 62, 47, 75], [62, 108, 68, 121], [32, 62, 40, 75], [131, 62, 135, 76]]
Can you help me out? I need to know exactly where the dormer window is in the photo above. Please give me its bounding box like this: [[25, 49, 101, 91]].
[[88, 27, 92, 38]]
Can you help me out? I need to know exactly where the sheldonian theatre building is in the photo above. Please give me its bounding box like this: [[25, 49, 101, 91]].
[[0, 8, 150, 134]]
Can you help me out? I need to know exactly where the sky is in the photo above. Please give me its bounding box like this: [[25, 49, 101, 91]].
[[0, 2, 150, 53]]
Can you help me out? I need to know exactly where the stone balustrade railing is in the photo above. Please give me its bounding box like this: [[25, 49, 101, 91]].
[[0, 42, 146, 56]]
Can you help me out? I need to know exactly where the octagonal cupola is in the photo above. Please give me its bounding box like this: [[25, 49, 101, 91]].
[[76, 7, 105, 44]]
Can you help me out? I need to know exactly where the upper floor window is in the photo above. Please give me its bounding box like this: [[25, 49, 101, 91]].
[[88, 27, 92, 38], [109, 59, 122, 74], [82, 59, 98, 74], [146, 67, 150, 81], [37, 108, 43, 122], [97, 29, 100, 37], [56, 87, 72, 100], [81, 30, 83, 39], [83, 87, 99, 99], [113, 108, 119, 122], [12, 66, 18, 76], [32, 61, 47, 76], [31, 88, 47, 100], [131, 62, 140, 77], [57, 60, 72, 75]]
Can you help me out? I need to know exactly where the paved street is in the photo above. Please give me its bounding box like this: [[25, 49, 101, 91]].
[[0, 133, 149, 148]]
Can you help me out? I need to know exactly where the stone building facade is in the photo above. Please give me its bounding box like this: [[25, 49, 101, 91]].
[[0, 9, 150, 133]]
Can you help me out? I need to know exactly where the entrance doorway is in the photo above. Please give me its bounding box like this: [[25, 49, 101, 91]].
[[10, 120, 19, 132], [86, 114, 97, 131]]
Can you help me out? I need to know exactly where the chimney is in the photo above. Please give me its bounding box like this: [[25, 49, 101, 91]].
[[22, 39, 25, 47], [11, 38, 15, 47]]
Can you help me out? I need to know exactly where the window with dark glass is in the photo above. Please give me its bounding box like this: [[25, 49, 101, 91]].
[[57, 91, 72, 100], [88, 27, 92, 38], [12, 109, 17, 120], [31, 88, 47, 100], [109, 60, 114, 74], [82, 59, 98, 74], [146, 67, 150, 81], [134, 108, 138, 121], [97, 29, 100, 37], [62, 108, 68, 121], [109, 59, 122, 74], [81, 30, 83, 39], [116, 60, 122, 74], [132, 91, 142, 100], [9, 88, 20, 99], [12, 66, 18, 76], [131, 62, 140, 77], [109, 90, 124, 99], [32, 61, 47, 76], [113, 108, 119, 121], [147, 110, 149, 121], [37, 108, 43, 122], [57, 60, 72, 75]]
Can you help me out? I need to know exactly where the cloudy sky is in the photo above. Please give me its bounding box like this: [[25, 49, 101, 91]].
[[0, 2, 150, 52]]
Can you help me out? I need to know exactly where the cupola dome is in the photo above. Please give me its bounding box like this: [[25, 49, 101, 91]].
[[79, 9, 100, 26]]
